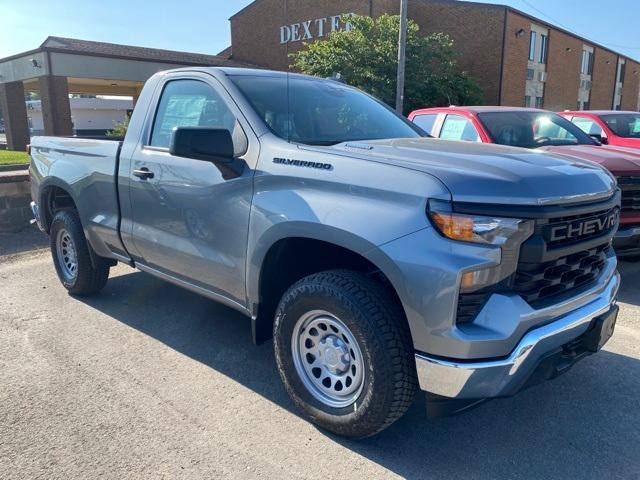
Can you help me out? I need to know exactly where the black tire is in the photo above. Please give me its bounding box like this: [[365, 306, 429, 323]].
[[273, 270, 417, 438], [50, 209, 110, 296]]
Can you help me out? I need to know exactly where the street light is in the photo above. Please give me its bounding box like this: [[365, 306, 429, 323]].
[[395, 0, 408, 113]]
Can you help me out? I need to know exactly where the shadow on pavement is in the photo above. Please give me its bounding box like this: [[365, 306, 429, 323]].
[[82, 269, 640, 479], [617, 259, 640, 306], [0, 228, 48, 257]]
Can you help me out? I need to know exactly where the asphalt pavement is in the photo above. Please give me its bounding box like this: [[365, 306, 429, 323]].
[[0, 240, 639, 479]]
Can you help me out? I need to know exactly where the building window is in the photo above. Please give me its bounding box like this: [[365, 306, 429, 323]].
[[620, 62, 626, 86], [535, 97, 544, 109], [525, 95, 532, 107], [539, 34, 548, 64], [529, 31, 537, 61], [527, 68, 535, 80], [581, 49, 594, 75]]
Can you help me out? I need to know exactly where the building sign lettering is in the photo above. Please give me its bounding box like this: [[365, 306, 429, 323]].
[[280, 13, 354, 44]]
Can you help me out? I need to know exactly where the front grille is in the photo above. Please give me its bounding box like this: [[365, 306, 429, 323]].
[[454, 196, 619, 325], [619, 176, 640, 214], [540, 207, 619, 249], [456, 292, 491, 324], [512, 244, 609, 306]]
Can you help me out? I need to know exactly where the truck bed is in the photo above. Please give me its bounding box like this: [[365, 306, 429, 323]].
[[29, 136, 127, 260]]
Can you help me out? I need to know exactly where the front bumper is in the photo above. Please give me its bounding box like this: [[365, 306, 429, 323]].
[[415, 267, 620, 400], [614, 225, 640, 257]]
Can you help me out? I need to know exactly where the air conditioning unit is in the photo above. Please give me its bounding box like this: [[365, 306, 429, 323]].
[[527, 68, 535, 81], [585, 80, 592, 90], [538, 71, 548, 82]]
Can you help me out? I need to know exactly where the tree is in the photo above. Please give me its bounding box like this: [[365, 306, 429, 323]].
[[105, 116, 129, 139], [291, 14, 483, 114]]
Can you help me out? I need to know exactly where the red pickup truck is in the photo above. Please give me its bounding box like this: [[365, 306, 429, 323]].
[[408, 106, 640, 257], [560, 111, 640, 150]]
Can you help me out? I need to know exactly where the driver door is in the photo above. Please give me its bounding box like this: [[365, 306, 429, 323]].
[[126, 74, 254, 306]]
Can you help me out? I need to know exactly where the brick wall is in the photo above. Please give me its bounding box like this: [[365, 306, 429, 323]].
[[38, 76, 73, 136], [544, 29, 582, 111], [590, 48, 617, 110], [500, 11, 530, 106], [621, 60, 640, 111], [228, 0, 639, 111], [230, 0, 373, 71], [0, 171, 31, 233], [408, 0, 505, 104], [0, 81, 30, 151]]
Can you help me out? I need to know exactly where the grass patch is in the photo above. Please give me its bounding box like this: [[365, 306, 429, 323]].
[[0, 150, 29, 165]]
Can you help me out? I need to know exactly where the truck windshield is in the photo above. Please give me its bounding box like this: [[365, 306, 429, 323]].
[[600, 113, 640, 138], [229, 75, 423, 145], [477, 111, 599, 148]]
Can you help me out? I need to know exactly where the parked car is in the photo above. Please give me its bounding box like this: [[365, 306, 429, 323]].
[[30, 68, 620, 438], [409, 106, 640, 257], [561, 110, 640, 150]]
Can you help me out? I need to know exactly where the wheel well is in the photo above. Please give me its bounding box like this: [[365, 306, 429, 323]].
[[41, 186, 77, 232], [254, 237, 404, 344]]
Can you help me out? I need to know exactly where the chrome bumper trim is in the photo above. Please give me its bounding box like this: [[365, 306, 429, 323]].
[[30, 201, 45, 232], [415, 270, 620, 399], [615, 226, 640, 239]]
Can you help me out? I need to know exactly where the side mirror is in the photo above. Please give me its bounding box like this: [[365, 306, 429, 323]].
[[589, 133, 608, 145], [170, 127, 234, 163]]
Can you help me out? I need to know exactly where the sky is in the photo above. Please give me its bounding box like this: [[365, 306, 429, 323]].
[[0, 0, 638, 60]]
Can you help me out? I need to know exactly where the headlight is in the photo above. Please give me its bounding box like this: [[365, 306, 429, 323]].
[[428, 200, 534, 293], [427, 200, 534, 246]]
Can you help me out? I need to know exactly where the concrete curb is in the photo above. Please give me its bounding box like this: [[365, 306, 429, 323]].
[[0, 171, 31, 232], [0, 164, 29, 173]]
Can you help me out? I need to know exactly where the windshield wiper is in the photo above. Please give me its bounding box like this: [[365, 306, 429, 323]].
[[297, 140, 346, 146]]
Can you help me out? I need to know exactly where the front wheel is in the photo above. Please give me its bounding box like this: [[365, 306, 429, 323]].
[[50, 209, 110, 295], [273, 270, 417, 438]]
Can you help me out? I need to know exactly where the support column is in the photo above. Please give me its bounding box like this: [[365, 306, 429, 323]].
[[0, 81, 30, 151], [38, 76, 73, 136]]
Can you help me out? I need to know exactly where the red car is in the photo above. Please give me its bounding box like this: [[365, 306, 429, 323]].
[[408, 106, 640, 257], [561, 110, 640, 150]]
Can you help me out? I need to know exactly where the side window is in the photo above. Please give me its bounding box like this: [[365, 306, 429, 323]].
[[412, 114, 438, 135], [440, 115, 480, 142], [149, 79, 236, 148], [571, 117, 603, 136]]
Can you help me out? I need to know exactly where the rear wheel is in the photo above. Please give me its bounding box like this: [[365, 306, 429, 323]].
[[273, 270, 417, 438], [50, 209, 110, 295]]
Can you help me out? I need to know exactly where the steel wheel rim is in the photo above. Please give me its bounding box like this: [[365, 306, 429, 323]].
[[56, 228, 78, 281], [291, 310, 365, 408]]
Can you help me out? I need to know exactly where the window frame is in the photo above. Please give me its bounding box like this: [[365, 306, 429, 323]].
[[439, 114, 481, 143], [539, 34, 548, 64], [529, 31, 537, 61], [134, 72, 258, 168], [145, 78, 237, 151], [411, 113, 439, 136]]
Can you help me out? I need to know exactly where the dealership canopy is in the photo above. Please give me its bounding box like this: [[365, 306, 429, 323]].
[[0, 36, 252, 150]]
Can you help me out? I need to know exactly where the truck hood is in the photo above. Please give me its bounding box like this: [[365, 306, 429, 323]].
[[330, 138, 616, 206], [540, 144, 640, 176]]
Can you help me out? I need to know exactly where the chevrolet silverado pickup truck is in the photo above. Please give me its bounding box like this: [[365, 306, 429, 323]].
[[30, 68, 621, 438], [408, 106, 640, 257]]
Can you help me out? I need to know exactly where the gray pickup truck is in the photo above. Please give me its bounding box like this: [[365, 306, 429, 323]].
[[29, 67, 621, 438]]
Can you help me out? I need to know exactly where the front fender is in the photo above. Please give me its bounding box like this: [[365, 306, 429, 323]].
[[246, 221, 383, 308]]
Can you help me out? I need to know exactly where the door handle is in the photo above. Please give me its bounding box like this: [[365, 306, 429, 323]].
[[133, 167, 154, 179]]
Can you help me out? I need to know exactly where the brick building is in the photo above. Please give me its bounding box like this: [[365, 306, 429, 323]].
[[220, 0, 640, 111]]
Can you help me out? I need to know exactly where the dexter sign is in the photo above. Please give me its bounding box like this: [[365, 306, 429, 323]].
[[280, 13, 354, 44]]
